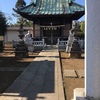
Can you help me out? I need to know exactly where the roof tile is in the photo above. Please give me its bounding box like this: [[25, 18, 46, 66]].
[[16, 0, 85, 15]]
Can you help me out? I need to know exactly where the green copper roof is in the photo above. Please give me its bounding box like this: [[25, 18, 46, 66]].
[[31, 0, 36, 5], [15, 0, 85, 15]]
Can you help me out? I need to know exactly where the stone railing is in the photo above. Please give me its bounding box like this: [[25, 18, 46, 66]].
[[33, 39, 46, 49], [12, 39, 46, 50], [57, 38, 67, 47]]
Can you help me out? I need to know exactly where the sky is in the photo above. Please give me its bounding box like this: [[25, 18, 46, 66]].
[[0, 0, 85, 24]]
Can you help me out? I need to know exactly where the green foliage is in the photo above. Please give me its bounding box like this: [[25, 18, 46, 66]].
[[0, 12, 7, 36], [14, 0, 30, 26], [16, 17, 33, 26], [77, 32, 84, 39], [80, 21, 85, 33], [11, 18, 33, 27], [77, 21, 85, 39], [12, 12, 33, 27], [15, 0, 26, 9]]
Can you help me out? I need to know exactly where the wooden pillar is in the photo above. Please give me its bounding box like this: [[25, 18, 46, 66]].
[[33, 21, 35, 37], [61, 27, 64, 38], [40, 27, 43, 39]]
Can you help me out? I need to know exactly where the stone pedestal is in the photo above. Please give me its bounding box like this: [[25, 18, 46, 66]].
[[74, 88, 86, 100], [70, 51, 81, 58], [15, 24, 28, 58], [15, 41, 28, 58], [70, 40, 81, 58]]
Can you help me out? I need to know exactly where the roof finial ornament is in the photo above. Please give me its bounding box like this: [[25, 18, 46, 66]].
[[69, 0, 74, 6], [71, 0, 75, 1], [15, 0, 26, 9], [31, 0, 37, 4]]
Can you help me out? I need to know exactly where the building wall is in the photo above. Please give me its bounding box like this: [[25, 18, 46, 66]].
[[5, 31, 19, 42], [5, 27, 33, 43]]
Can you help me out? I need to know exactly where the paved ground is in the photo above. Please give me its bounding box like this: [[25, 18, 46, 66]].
[[0, 51, 40, 93], [0, 49, 65, 100]]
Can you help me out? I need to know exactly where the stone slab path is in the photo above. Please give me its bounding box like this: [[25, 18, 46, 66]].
[[76, 70, 84, 78], [0, 49, 65, 100], [63, 70, 77, 78]]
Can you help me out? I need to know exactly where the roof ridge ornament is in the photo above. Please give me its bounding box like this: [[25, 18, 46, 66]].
[[15, 0, 26, 9], [70, 0, 75, 2], [69, 0, 75, 6], [31, 0, 37, 5]]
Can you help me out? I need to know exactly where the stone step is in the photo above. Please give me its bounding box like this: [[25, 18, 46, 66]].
[[3, 43, 15, 53], [3, 49, 15, 52], [3, 48, 15, 53], [63, 70, 77, 78], [4, 47, 13, 49], [63, 70, 84, 78], [76, 70, 84, 78], [4, 44, 13, 48], [3, 51, 14, 53]]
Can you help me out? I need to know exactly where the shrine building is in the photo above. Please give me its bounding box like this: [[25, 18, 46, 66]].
[[14, 0, 85, 45]]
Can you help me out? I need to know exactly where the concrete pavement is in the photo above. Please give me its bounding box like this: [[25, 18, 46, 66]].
[[0, 48, 65, 100]]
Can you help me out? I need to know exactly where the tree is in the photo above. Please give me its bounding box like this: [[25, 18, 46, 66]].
[[77, 21, 85, 39], [13, 0, 33, 27], [15, 0, 26, 9], [15, 16, 33, 26], [0, 11, 7, 36], [12, 13, 33, 27], [80, 21, 85, 33], [5, 14, 13, 26]]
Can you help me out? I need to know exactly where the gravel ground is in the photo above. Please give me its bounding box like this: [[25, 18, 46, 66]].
[[60, 51, 84, 100]]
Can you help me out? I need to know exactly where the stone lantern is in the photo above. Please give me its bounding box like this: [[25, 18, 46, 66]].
[[15, 24, 28, 58], [69, 20, 81, 58]]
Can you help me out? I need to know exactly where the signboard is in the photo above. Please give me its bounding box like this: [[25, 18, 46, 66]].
[[0, 36, 4, 41]]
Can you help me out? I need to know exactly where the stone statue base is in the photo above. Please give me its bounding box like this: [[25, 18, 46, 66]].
[[15, 41, 28, 58], [70, 40, 82, 58], [69, 51, 81, 58]]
